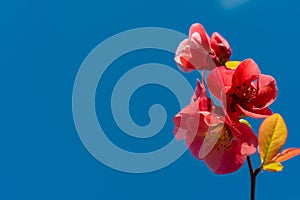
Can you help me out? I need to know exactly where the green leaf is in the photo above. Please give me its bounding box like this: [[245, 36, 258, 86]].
[[263, 162, 283, 172], [258, 114, 288, 165]]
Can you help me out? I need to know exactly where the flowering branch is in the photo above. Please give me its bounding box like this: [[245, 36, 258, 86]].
[[173, 23, 300, 200]]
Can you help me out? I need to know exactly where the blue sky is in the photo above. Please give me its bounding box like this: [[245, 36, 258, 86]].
[[1, 0, 300, 199]]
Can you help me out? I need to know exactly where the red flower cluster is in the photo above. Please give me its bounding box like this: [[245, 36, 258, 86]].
[[173, 23, 278, 174]]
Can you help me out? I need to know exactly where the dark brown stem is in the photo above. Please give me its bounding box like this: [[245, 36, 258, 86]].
[[247, 156, 262, 200]]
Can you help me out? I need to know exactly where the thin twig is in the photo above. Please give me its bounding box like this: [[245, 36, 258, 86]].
[[247, 156, 262, 200]]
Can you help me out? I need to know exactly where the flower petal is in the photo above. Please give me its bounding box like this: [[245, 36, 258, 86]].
[[253, 74, 278, 109], [191, 79, 206, 102], [189, 23, 211, 52], [232, 59, 261, 87], [203, 122, 257, 174], [235, 123, 258, 156], [204, 140, 246, 174], [174, 38, 215, 72], [187, 131, 207, 160], [211, 32, 232, 62], [237, 104, 273, 118], [173, 100, 200, 140], [207, 66, 234, 100]]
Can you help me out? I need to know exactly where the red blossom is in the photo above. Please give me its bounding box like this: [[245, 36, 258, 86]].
[[207, 59, 278, 121], [174, 23, 231, 72], [174, 23, 215, 72], [174, 23, 232, 72], [173, 79, 257, 174], [202, 121, 257, 174]]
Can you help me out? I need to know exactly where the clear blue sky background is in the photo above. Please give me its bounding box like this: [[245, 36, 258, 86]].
[[1, 0, 300, 199]]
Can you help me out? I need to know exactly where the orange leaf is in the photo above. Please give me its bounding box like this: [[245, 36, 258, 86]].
[[273, 148, 300, 163], [258, 113, 288, 165]]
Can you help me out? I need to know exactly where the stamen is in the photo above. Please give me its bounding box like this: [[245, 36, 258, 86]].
[[216, 127, 233, 151], [229, 84, 257, 111]]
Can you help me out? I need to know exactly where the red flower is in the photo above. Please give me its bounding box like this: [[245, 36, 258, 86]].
[[173, 80, 257, 174], [207, 59, 278, 120], [202, 120, 257, 174], [174, 23, 232, 72], [174, 23, 216, 72]]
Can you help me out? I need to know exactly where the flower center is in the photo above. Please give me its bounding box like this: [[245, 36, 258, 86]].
[[229, 83, 257, 111], [216, 126, 233, 151]]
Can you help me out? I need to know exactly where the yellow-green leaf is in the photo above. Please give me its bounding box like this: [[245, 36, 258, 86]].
[[258, 113, 288, 165], [239, 119, 252, 128], [273, 148, 300, 163], [225, 61, 241, 70], [263, 162, 283, 172]]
